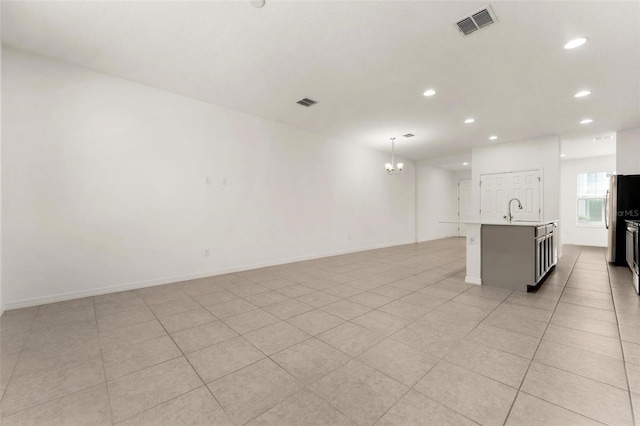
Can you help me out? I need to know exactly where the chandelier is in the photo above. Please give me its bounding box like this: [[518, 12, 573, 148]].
[[384, 137, 403, 175]]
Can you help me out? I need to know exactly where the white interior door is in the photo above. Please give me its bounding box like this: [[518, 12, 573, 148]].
[[480, 170, 541, 223], [510, 170, 541, 220], [480, 174, 508, 222], [458, 179, 472, 236]]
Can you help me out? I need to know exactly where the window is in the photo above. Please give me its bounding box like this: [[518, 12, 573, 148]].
[[577, 172, 612, 226]]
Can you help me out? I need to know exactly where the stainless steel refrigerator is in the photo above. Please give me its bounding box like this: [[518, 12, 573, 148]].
[[607, 174, 640, 265]]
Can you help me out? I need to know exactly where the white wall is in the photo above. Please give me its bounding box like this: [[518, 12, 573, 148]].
[[471, 135, 561, 222], [454, 170, 472, 182], [617, 127, 640, 174], [2, 48, 416, 309], [415, 164, 457, 241], [560, 155, 615, 247]]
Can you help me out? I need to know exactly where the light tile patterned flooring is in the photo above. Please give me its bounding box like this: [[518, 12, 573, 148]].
[[0, 238, 638, 425]]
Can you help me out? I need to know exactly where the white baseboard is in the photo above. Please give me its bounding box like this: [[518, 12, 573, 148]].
[[465, 276, 482, 285], [2, 239, 414, 311]]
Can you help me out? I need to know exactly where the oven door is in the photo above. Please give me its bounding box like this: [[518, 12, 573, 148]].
[[627, 224, 635, 269], [633, 224, 640, 295], [633, 224, 640, 273]]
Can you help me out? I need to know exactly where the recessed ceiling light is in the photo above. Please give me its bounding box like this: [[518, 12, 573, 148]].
[[423, 89, 436, 97], [574, 90, 591, 98], [464, 118, 475, 124], [488, 135, 498, 140], [560, 154, 566, 157], [463, 162, 469, 166], [580, 118, 593, 124], [564, 37, 588, 49]]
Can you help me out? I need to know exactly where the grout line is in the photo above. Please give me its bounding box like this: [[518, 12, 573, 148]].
[[530, 355, 629, 391], [95, 298, 116, 426], [0, 309, 39, 404], [539, 322, 622, 350], [109, 295, 234, 425], [250, 242, 470, 425], [607, 259, 639, 426], [338, 250, 503, 424], [515, 389, 610, 425], [369, 290, 498, 423], [1, 304, 110, 422], [501, 246, 583, 426], [140, 285, 335, 425], [285, 258, 467, 423]]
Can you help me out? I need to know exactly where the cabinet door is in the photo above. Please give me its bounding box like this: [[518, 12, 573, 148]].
[[549, 224, 558, 266], [546, 235, 552, 272], [535, 237, 544, 282]]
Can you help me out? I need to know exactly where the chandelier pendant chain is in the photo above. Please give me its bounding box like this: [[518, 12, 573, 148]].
[[391, 138, 396, 168], [385, 137, 403, 175]]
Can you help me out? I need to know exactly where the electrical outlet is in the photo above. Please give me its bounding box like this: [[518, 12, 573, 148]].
[[204, 249, 210, 257]]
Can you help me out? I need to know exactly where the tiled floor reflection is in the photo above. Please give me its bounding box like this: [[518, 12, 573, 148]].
[[1, 239, 638, 425]]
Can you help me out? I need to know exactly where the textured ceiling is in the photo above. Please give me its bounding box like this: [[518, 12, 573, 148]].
[[2, 1, 639, 166]]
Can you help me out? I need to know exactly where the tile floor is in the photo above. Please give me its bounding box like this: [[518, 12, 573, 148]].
[[0, 238, 638, 425]]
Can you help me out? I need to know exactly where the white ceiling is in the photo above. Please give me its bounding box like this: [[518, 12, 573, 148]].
[[560, 132, 616, 161], [2, 1, 639, 164]]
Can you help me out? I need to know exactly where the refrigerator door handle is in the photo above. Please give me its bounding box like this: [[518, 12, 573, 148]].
[[605, 190, 610, 229]]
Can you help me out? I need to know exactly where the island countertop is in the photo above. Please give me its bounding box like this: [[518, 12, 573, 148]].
[[439, 219, 558, 227]]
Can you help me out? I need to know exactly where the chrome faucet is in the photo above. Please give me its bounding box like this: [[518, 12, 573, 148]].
[[507, 198, 523, 223]]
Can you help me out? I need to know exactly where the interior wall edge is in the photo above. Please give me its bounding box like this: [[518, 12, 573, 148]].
[[1, 238, 415, 311]]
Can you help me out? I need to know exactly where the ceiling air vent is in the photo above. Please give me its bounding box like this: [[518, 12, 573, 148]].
[[472, 9, 494, 28], [456, 17, 478, 36], [296, 98, 317, 107], [455, 6, 497, 36], [403, 133, 415, 138]]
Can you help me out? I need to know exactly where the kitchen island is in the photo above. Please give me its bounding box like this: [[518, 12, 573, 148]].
[[481, 221, 557, 292], [440, 220, 558, 292]]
